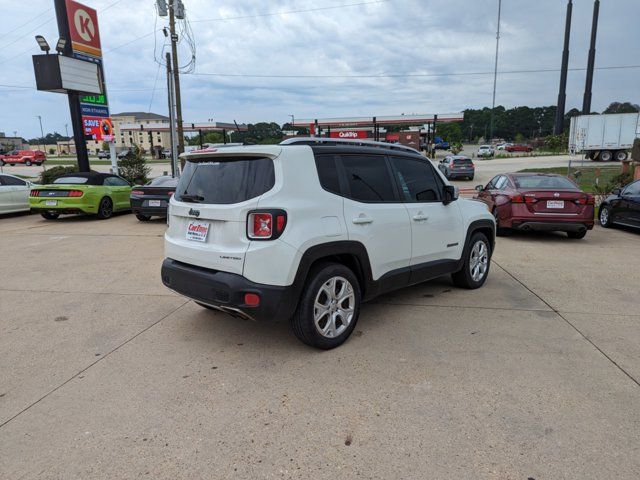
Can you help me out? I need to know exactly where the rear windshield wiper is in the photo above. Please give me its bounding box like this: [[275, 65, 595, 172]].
[[180, 193, 204, 203]]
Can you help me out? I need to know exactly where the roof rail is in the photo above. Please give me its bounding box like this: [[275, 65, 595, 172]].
[[280, 137, 421, 154]]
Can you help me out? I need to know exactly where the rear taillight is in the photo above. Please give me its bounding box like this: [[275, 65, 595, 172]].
[[131, 189, 144, 196], [524, 196, 538, 204], [574, 195, 594, 205], [68, 190, 83, 197], [247, 209, 287, 240], [510, 194, 524, 203], [30, 190, 40, 197]]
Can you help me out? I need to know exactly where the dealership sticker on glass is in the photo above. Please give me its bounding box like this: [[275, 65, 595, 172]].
[[186, 221, 210, 242]]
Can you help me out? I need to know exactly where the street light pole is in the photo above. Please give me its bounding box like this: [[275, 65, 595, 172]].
[[489, 0, 502, 143], [36, 115, 45, 152], [168, 0, 184, 159], [554, 0, 573, 135], [582, 0, 600, 114]]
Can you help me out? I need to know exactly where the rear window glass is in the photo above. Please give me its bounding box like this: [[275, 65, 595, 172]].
[[53, 176, 89, 184], [514, 175, 577, 189], [314, 154, 341, 195], [453, 158, 473, 166], [147, 176, 178, 187], [340, 154, 396, 202], [176, 157, 274, 204]]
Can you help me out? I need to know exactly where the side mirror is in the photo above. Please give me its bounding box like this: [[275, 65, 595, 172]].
[[612, 188, 622, 196], [443, 185, 459, 205], [475, 185, 484, 192]]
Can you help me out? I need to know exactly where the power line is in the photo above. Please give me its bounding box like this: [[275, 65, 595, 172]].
[[191, 0, 390, 23], [186, 64, 640, 79]]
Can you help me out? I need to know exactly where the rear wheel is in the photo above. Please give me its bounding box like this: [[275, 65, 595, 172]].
[[614, 150, 628, 162], [40, 211, 59, 220], [452, 232, 491, 289], [136, 213, 152, 221], [292, 263, 361, 349], [600, 150, 613, 162], [567, 230, 587, 239], [599, 205, 612, 228], [96, 197, 113, 219], [25, 160, 32, 166]]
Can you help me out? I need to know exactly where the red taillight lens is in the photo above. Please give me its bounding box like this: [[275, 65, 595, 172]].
[[68, 190, 83, 197], [524, 196, 537, 204], [511, 194, 524, 203], [247, 210, 287, 240], [30, 190, 40, 197], [249, 213, 272, 238], [244, 293, 260, 306], [574, 195, 594, 205], [131, 189, 144, 196]]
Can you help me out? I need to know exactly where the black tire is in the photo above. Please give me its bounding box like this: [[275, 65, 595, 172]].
[[614, 150, 628, 162], [25, 160, 32, 166], [96, 197, 113, 219], [567, 230, 587, 239], [10, 164, 15, 166], [292, 263, 361, 350], [136, 213, 152, 221], [452, 232, 491, 289], [599, 205, 612, 228], [40, 211, 59, 220], [469, 175, 474, 181], [600, 150, 613, 162]]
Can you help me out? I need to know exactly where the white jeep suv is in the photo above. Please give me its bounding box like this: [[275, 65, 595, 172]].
[[162, 138, 495, 349]]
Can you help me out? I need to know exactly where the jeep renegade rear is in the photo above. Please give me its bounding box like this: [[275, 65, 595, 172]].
[[161, 139, 495, 349]]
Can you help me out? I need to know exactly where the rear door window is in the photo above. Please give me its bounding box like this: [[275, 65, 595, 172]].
[[176, 157, 275, 204], [314, 154, 341, 195], [390, 156, 442, 202], [339, 154, 397, 203]]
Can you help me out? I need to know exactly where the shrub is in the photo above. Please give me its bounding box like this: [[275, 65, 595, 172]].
[[39, 165, 79, 184], [117, 144, 150, 184], [543, 133, 568, 153], [48, 148, 55, 155]]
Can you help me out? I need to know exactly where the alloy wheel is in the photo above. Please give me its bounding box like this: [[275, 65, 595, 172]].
[[600, 207, 609, 226], [313, 276, 355, 338], [469, 240, 489, 282]]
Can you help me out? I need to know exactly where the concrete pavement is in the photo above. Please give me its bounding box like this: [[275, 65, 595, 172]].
[[0, 213, 639, 479]]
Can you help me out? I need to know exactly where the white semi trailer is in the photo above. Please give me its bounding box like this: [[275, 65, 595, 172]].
[[569, 112, 640, 161]]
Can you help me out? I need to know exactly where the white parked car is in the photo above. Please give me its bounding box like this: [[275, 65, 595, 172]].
[[477, 145, 495, 157], [0, 174, 31, 214], [495, 143, 511, 151], [161, 138, 495, 349]]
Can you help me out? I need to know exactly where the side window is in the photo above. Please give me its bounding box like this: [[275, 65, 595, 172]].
[[103, 177, 115, 186], [486, 176, 499, 190], [339, 154, 397, 203], [623, 181, 640, 196], [390, 156, 442, 203], [495, 176, 508, 190], [0, 175, 26, 186], [104, 176, 128, 186], [314, 154, 341, 196]]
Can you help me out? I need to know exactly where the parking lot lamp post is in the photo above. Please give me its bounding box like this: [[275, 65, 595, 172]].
[[36, 115, 44, 152]]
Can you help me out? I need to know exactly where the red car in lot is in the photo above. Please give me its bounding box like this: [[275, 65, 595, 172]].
[[0, 150, 46, 166], [475, 173, 595, 239], [505, 144, 533, 153]]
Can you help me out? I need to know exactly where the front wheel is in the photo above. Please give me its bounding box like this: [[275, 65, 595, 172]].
[[452, 232, 491, 289], [292, 263, 361, 349], [40, 211, 59, 220], [96, 197, 113, 219], [25, 160, 32, 166], [599, 205, 612, 228]]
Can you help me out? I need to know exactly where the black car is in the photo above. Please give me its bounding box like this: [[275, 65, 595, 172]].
[[130, 175, 179, 221], [599, 179, 640, 229]]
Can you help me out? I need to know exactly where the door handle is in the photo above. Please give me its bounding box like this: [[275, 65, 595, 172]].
[[352, 216, 373, 224], [412, 213, 429, 221]]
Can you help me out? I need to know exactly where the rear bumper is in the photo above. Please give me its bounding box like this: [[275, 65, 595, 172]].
[[131, 198, 169, 216], [161, 258, 298, 322], [511, 221, 594, 232], [447, 171, 474, 178], [29, 198, 96, 214]]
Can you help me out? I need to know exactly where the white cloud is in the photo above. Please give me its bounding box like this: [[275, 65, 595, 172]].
[[0, 0, 638, 138]]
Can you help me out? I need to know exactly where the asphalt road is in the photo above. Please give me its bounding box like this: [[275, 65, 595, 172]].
[[0, 213, 639, 479]]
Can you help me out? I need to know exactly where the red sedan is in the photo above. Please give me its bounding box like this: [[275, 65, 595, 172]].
[[505, 144, 533, 153], [474, 173, 595, 239]]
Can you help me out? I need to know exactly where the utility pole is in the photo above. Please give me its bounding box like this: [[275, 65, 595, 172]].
[[489, 0, 502, 143], [166, 52, 178, 177], [168, 0, 185, 159], [582, 0, 600, 114], [36, 115, 45, 152], [554, 0, 572, 135]]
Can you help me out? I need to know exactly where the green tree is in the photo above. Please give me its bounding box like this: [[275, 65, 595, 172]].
[[603, 102, 640, 114], [436, 123, 463, 143], [117, 144, 150, 184]]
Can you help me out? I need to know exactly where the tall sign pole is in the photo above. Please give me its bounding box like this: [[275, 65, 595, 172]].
[[168, 0, 185, 158], [53, 0, 89, 172], [489, 0, 502, 143], [582, 0, 600, 114], [554, 0, 573, 135]]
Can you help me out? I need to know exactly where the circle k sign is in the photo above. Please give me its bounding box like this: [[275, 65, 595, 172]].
[[66, 0, 102, 57], [74, 9, 96, 42]]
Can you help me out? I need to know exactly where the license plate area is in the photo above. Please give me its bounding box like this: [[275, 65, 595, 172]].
[[186, 220, 210, 242], [546, 200, 564, 209], [148, 200, 162, 207], [45, 200, 57, 206]]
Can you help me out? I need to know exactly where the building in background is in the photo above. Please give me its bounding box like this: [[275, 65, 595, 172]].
[[111, 112, 171, 153], [0, 133, 27, 152]]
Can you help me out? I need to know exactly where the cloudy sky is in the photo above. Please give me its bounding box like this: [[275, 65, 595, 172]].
[[0, 0, 638, 138]]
